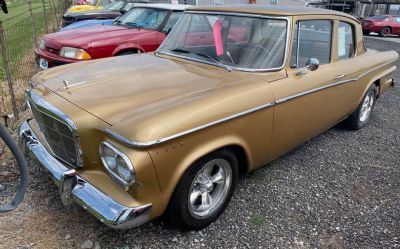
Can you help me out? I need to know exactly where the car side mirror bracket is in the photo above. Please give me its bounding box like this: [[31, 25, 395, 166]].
[[296, 57, 320, 76]]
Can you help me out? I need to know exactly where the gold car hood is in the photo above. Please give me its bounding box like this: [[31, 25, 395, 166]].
[[33, 54, 284, 143]]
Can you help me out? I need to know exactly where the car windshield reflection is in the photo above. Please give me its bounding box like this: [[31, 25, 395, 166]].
[[157, 13, 288, 71], [115, 7, 168, 30]]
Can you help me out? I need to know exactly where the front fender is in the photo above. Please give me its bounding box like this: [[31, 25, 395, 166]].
[[147, 132, 252, 217]]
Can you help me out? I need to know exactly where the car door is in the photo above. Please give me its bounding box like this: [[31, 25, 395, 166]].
[[392, 16, 400, 35], [334, 20, 367, 115], [269, 18, 347, 157]]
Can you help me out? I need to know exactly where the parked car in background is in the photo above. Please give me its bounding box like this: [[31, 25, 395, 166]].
[[36, 4, 187, 69], [63, 0, 151, 26], [61, 19, 115, 31], [73, 0, 91, 5], [67, 0, 113, 13], [22, 5, 398, 230], [361, 15, 400, 37]]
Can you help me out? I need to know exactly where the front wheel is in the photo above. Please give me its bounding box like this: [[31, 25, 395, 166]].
[[167, 149, 238, 230], [345, 84, 377, 130]]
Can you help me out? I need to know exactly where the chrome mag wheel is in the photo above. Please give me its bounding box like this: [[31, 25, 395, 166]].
[[188, 158, 232, 219], [359, 91, 375, 122]]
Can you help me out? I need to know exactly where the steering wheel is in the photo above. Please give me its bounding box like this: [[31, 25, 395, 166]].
[[241, 43, 270, 55], [237, 43, 270, 68]]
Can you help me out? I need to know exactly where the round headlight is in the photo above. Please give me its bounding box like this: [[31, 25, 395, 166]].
[[102, 145, 117, 170], [117, 156, 132, 182]]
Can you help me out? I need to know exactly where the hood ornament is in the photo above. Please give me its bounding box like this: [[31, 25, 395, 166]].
[[63, 80, 69, 88]]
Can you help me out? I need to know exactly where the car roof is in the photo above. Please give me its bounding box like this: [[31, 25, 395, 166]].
[[134, 3, 190, 10], [187, 4, 358, 21]]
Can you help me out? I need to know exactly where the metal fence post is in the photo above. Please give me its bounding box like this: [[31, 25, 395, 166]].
[[27, 0, 37, 43], [0, 21, 19, 120], [42, 0, 49, 33]]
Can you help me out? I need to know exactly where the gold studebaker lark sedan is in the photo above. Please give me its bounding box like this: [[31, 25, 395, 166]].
[[19, 5, 398, 230]]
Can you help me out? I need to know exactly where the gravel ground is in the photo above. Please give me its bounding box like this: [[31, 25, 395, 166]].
[[0, 37, 399, 249]]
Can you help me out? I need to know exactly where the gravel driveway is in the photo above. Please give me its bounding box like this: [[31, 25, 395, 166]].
[[0, 38, 399, 249]]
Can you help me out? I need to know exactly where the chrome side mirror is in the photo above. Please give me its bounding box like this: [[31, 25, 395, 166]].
[[296, 57, 320, 75]]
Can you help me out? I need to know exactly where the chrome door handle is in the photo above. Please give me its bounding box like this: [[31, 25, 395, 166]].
[[335, 74, 345, 80]]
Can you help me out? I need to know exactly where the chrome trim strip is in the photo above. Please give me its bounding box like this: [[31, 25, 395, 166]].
[[276, 58, 398, 104], [107, 58, 397, 148], [19, 120, 152, 230], [106, 101, 275, 148], [156, 13, 291, 73], [28, 90, 83, 168]]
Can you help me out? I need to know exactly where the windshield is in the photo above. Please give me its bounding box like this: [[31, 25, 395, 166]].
[[157, 13, 288, 70], [104, 0, 126, 10], [115, 7, 168, 29], [371, 15, 389, 21]]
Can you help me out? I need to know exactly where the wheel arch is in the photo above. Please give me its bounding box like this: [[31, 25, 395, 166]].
[[384, 26, 392, 32], [113, 46, 142, 56], [356, 65, 395, 107], [150, 136, 252, 216]]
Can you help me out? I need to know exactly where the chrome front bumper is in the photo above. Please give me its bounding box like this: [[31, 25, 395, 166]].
[[19, 120, 152, 230]]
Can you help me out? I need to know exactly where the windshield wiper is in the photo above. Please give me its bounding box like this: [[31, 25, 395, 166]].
[[194, 52, 232, 72], [124, 22, 142, 29], [169, 48, 232, 72], [169, 48, 190, 54]]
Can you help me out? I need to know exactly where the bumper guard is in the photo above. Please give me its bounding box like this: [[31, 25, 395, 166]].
[[19, 120, 152, 230]]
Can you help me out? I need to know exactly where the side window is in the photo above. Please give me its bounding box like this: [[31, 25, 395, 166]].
[[290, 20, 332, 68], [396, 17, 400, 23], [338, 22, 355, 60], [162, 12, 183, 33]]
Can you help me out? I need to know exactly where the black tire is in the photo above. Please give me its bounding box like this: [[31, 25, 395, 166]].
[[0, 124, 28, 213], [379, 27, 391, 37], [167, 149, 239, 230], [345, 84, 377, 130], [362, 30, 370, 36]]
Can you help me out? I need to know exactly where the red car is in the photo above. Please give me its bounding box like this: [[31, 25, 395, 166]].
[[35, 4, 187, 69], [361, 15, 400, 37]]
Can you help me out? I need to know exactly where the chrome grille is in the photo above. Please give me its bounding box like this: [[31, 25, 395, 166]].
[[28, 93, 82, 168]]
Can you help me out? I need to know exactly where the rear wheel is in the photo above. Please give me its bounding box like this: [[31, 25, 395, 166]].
[[379, 27, 391, 37], [345, 84, 377, 130], [167, 149, 238, 230]]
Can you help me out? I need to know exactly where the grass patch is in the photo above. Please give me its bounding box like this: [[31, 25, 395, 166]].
[[0, 0, 66, 114]]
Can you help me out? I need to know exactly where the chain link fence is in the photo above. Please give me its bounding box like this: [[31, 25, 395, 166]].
[[0, 0, 71, 120]]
